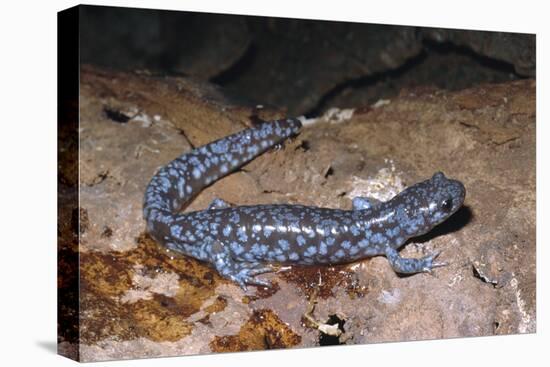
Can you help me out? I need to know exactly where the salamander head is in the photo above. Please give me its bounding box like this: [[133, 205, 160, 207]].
[[393, 172, 466, 237]]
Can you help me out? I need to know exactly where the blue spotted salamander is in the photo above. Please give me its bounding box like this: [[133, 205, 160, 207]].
[[144, 118, 466, 289]]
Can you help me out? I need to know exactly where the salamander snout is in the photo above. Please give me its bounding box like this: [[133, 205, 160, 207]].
[[427, 172, 466, 225]]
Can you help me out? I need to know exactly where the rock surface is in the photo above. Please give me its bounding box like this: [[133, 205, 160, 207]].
[[59, 65, 535, 361]]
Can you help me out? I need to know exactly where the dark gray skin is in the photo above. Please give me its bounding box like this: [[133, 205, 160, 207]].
[[144, 118, 466, 290]]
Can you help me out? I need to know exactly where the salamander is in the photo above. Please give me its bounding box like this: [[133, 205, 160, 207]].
[[143, 118, 466, 289]]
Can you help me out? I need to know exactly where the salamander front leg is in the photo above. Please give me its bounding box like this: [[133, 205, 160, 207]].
[[384, 247, 447, 274], [210, 241, 274, 291]]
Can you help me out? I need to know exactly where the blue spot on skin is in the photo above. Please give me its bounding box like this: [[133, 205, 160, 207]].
[[276, 254, 287, 262], [159, 177, 171, 193], [289, 252, 299, 261], [223, 225, 232, 237], [278, 239, 290, 251], [305, 246, 317, 257], [177, 179, 186, 197], [229, 212, 240, 223], [209, 222, 220, 235], [385, 226, 401, 238], [188, 156, 201, 166], [230, 241, 245, 255], [352, 197, 373, 210], [250, 243, 261, 257], [185, 231, 196, 242], [371, 233, 386, 244], [192, 167, 201, 179], [350, 224, 360, 236], [211, 140, 229, 154], [247, 145, 259, 155], [263, 226, 273, 238], [358, 239, 369, 248], [170, 225, 182, 238], [237, 227, 248, 242], [304, 227, 316, 238], [297, 235, 306, 247], [319, 241, 327, 255]]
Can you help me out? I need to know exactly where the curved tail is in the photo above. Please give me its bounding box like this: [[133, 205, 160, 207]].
[[143, 118, 302, 236]]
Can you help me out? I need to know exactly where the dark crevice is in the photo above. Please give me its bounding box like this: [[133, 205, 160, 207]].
[[175, 127, 195, 149], [210, 42, 258, 85], [318, 314, 346, 346], [305, 39, 524, 118], [100, 226, 113, 238], [472, 264, 498, 288], [103, 107, 131, 123], [472, 264, 486, 282], [422, 38, 520, 75], [295, 140, 310, 152], [262, 189, 285, 195], [304, 50, 427, 117]]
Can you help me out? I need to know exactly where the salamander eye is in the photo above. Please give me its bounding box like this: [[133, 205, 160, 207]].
[[441, 198, 453, 212]]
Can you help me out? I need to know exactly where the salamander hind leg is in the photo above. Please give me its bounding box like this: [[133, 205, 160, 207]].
[[384, 247, 447, 274], [210, 241, 275, 291]]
